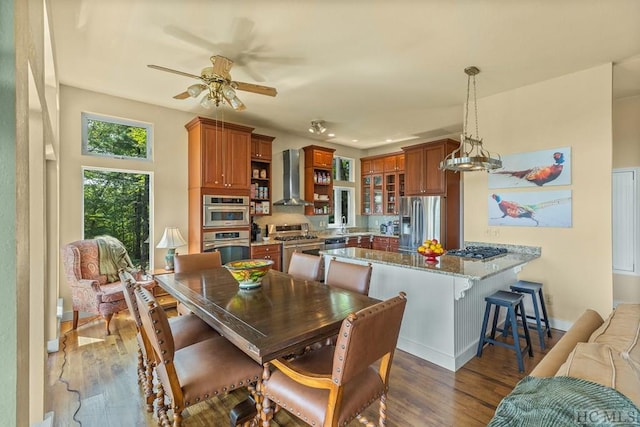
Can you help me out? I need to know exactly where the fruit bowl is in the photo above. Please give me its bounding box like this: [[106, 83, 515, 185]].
[[417, 239, 445, 264], [419, 251, 444, 264], [224, 259, 274, 289]]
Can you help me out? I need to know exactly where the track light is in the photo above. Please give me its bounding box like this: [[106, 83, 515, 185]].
[[308, 120, 327, 134]]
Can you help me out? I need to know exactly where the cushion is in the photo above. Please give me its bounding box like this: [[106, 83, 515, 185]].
[[555, 342, 640, 407], [588, 304, 640, 367]]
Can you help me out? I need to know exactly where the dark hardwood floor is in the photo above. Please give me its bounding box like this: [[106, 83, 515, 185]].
[[46, 311, 564, 427]]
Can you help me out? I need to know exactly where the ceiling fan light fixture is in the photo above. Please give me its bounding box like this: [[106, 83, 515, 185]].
[[440, 66, 502, 172], [187, 84, 204, 98], [200, 94, 215, 109]]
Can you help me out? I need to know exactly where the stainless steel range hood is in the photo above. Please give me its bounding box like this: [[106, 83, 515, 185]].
[[273, 149, 313, 206]]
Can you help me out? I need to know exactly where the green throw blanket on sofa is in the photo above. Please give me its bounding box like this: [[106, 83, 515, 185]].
[[96, 235, 135, 283], [488, 376, 640, 427]]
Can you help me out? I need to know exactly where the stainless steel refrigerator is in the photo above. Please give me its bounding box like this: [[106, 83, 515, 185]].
[[398, 196, 444, 253]]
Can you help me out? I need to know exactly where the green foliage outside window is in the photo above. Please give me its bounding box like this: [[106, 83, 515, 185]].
[[83, 170, 150, 270], [82, 112, 151, 159]]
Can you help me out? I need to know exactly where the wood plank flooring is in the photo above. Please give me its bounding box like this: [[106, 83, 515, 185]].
[[46, 311, 564, 427]]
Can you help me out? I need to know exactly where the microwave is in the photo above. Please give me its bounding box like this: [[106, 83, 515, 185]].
[[202, 195, 250, 228]]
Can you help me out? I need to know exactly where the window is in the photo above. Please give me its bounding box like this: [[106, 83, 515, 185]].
[[332, 156, 354, 182], [83, 168, 151, 271], [82, 112, 152, 160], [328, 186, 355, 228]]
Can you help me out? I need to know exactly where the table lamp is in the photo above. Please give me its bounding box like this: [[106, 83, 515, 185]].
[[156, 227, 187, 270]]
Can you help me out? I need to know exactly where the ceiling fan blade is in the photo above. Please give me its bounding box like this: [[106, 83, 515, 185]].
[[147, 64, 201, 80], [234, 81, 277, 97], [211, 55, 234, 79], [173, 91, 190, 100]]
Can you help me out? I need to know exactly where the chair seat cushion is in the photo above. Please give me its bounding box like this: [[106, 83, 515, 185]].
[[169, 313, 219, 350], [264, 346, 385, 426], [169, 336, 262, 407]]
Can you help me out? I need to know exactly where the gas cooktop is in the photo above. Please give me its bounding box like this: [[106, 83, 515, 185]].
[[446, 246, 508, 260]]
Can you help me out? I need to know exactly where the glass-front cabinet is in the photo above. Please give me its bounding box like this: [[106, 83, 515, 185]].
[[362, 173, 383, 215], [384, 172, 405, 215]]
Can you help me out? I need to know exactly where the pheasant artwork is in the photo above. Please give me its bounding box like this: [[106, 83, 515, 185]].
[[493, 152, 565, 186], [491, 193, 571, 226]]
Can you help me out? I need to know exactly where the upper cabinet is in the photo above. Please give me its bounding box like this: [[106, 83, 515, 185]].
[[303, 145, 336, 215], [403, 139, 459, 196], [186, 117, 253, 191], [361, 152, 405, 215], [251, 134, 273, 161]]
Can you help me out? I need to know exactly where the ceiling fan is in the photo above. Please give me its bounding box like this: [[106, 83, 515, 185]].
[[148, 55, 277, 111]]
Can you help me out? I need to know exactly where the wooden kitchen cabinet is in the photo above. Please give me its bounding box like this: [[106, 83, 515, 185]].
[[303, 145, 336, 215], [251, 133, 273, 161], [250, 243, 282, 271], [362, 152, 404, 215], [186, 117, 253, 191], [250, 134, 274, 216], [403, 139, 459, 196], [372, 236, 400, 252], [345, 235, 373, 249]]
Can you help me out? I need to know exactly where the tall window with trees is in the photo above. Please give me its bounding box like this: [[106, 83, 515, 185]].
[[83, 169, 151, 270], [81, 112, 153, 270]]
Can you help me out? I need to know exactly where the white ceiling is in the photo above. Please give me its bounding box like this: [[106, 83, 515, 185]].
[[49, 0, 640, 149]]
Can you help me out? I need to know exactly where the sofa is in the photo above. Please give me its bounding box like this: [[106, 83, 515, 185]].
[[489, 304, 640, 426]]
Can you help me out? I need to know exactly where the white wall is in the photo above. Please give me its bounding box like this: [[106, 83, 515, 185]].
[[613, 95, 640, 303], [463, 64, 614, 324]]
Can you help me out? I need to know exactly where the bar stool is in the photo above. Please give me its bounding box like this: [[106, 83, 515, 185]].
[[510, 280, 552, 349], [477, 290, 533, 372]]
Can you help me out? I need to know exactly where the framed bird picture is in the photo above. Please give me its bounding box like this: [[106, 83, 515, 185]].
[[488, 147, 571, 189], [488, 190, 572, 227]]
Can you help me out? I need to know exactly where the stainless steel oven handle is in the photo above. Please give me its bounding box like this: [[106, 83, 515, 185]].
[[206, 239, 250, 249]]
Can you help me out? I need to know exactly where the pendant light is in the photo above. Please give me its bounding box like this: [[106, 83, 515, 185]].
[[440, 66, 502, 172]]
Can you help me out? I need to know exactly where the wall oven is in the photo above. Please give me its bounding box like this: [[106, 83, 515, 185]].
[[202, 230, 250, 264], [203, 195, 250, 228]]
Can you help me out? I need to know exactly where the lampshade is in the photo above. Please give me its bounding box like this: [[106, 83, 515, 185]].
[[440, 66, 502, 172], [187, 84, 204, 98], [156, 227, 187, 249]]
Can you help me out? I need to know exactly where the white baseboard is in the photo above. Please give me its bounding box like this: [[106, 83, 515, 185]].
[[47, 299, 64, 353]]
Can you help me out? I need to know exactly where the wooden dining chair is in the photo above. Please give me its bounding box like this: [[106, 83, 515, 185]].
[[287, 252, 322, 282], [173, 251, 222, 315], [119, 270, 219, 413], [135, 285, 263, 427], [325, 258, 373, 295], [261, 292, 407, 427]]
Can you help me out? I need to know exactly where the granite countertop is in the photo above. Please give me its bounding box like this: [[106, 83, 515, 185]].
[[320, 243, 541, 281], [318, 231, 399, 239], [250, 240, 283, 247]]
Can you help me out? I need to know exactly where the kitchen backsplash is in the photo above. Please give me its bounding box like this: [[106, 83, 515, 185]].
[[252, 205, 397, 234]]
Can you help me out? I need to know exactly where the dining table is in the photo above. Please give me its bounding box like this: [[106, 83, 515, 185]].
[[153, 266, 381, 364]]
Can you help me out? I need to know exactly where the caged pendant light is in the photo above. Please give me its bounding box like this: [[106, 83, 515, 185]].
[[440, 66, 502, 172]]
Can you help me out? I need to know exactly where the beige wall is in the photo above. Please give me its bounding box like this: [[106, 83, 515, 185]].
[[612, 95, 640, 303], [463, 64, 614, 325]]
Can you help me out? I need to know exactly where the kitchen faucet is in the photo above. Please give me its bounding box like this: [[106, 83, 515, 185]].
[[340, 216, 347, 234]]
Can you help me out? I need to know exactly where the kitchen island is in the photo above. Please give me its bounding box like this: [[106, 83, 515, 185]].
[[321, 243, 541, 371]]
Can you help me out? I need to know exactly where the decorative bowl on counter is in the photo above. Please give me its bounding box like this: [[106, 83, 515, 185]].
[[417, 239, 445, 264], [224, 259, 274, 289]]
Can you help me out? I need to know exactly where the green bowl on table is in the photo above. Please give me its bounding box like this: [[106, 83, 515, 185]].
[[224, 259, 274, 289]]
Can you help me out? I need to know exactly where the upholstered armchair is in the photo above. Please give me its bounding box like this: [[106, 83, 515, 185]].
[[62, 238, 153, 335]]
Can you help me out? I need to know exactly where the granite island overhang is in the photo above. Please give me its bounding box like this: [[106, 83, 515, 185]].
[[320, 243, 541, 371]]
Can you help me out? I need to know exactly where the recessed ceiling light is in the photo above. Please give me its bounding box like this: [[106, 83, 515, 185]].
[[328, 133, 335, 137], [352, 139, 358, 143], [385, 139, 393, 143]]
